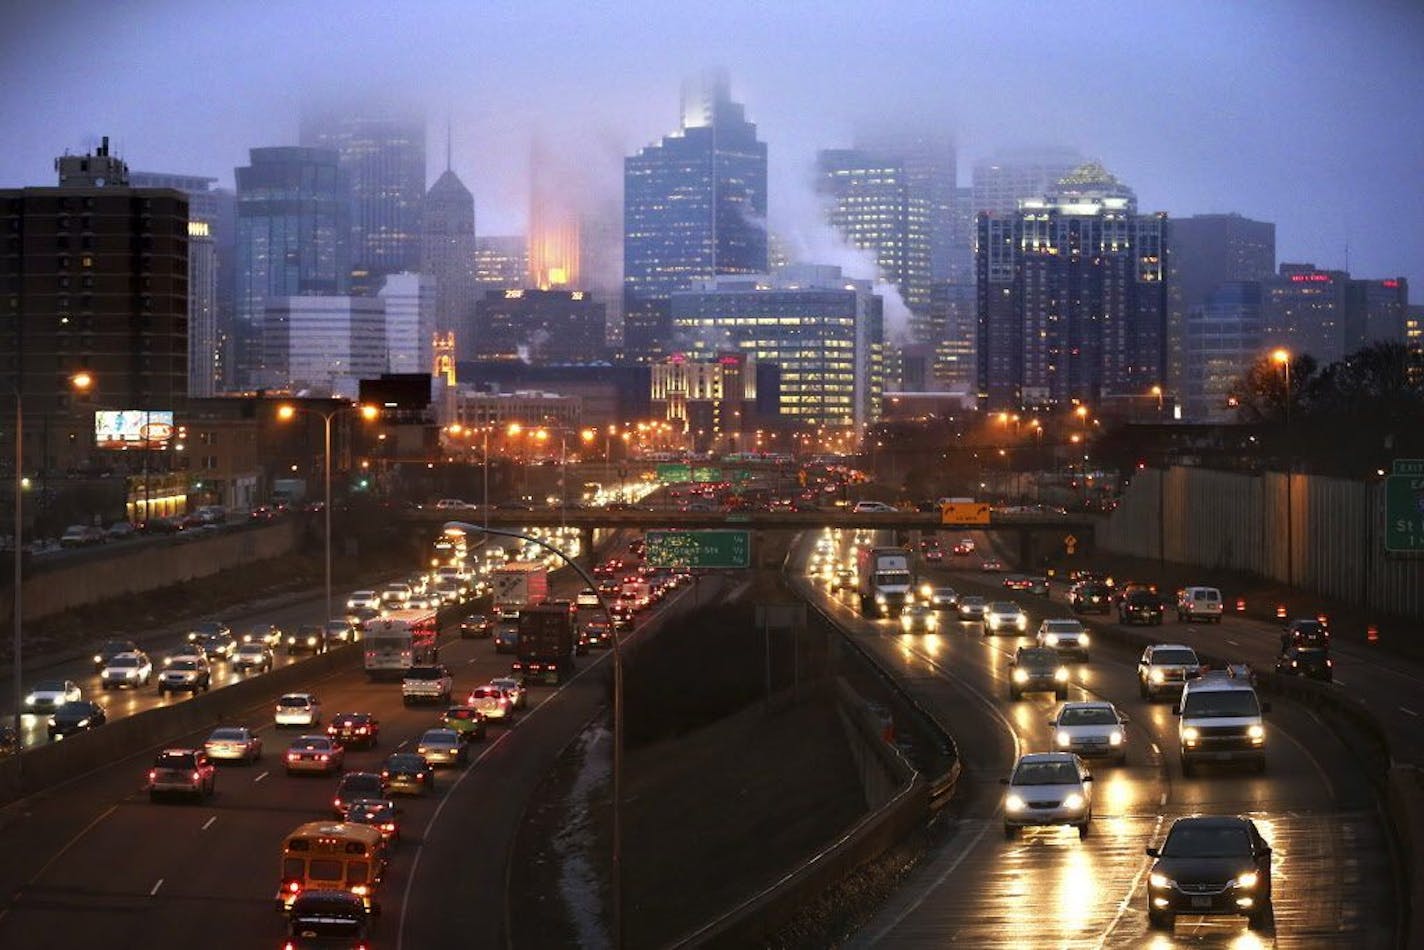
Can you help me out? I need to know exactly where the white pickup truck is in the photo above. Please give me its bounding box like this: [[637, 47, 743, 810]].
[[401, 665, 453, 706]]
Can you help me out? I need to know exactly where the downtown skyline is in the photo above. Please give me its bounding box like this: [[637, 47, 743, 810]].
[[0, 0, 1420, 295]]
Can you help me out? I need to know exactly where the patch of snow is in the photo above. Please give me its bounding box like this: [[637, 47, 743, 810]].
[[555, 721, 612, 949]]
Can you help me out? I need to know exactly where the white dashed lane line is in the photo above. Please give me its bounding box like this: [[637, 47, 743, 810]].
[[1402, 706, 1419, 718], [201, 816, 217, 831], [253, 771, 269, 783], [149, 879, 164, 896]]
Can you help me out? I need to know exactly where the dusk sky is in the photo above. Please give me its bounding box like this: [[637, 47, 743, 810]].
[[2, 0, 1420, 293]]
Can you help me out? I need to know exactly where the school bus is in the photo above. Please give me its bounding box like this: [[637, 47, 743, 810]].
[[276, 821, 387, 913]]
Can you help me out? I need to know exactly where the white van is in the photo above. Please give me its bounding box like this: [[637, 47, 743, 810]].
[[1176, 586, 1223, 623]]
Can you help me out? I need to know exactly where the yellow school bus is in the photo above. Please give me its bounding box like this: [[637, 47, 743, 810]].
[[276, 821, 387, 913]]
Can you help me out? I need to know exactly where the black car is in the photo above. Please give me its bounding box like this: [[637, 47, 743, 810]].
[[460, 614, 493, 639], [1281, 619, 1330, 651], [333, 771, 389, 816], [343, 798, 401, 844], [1009, 647, 1070, 701], [48, 700, 107, 740], [1146, 816, 1273, 931], [287, 624, 327, 656], [381, 752, 436, 796], [327, 712, 380, 749], [1071, 583, 1114, 614], [1119, 590, 1165, 625], [1275, 646, 1333, 682], [284, 890, 372, 946], [93, 637, 139, 672]]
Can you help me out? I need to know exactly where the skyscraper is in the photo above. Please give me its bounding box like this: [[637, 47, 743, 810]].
[[971, 146, 1086, 216], [475, 236, 529, 292], [1262, 263, 1350, 364], [186, 220, 218, 397], [261, 295, 386, 398], [379, 272, 436, 374], [421, 165, 477, 351], [472, 289, 607, 364], [1184, 281, 1263, 421], [670, 265, 883, 430], [855, 129, 962, 282], [300, 110, 426, 287], [1, 138, 189, 475], [623, 70, 768, 361], [816, 148, 931, 335], [975, 163, 1167, 409], [235, 147, 350, 389], [1345, 277, 1409, 351], [528, 137, 581, 290], [131, 171, 236, 390]]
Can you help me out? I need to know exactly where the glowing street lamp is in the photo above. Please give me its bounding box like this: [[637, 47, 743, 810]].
[[276, 402, 378, 621]]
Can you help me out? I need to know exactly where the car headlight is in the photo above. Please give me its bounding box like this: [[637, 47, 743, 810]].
[[1079, 633, 1089, 646], [1005, 794, 1026, 812], [1044, 633, 1059, 646], [926, 616, 938, 629], [1182, 726, 1199, 741], [1013, 669, 1028, 683], [1248, 724, 1265, 741], [900, 617, 912, 629], [1149, 668, 1165, 684], [875, 593, 886, 604], [1062, 792, 1084, 810], [1054, 667, 1069, 682], [1149, 872, 1172, 889], [24, 694, 35, 706], [1234, 871, 1259, 889], [988, 616, 1001, 628], [919, 584, 932, 598], [93, 654, 102, 664], [1109, 730, 1123, 746], [1056, 731, 1072, 747], [47, 717, 57, 727], [1016, 616, 1026, 629]]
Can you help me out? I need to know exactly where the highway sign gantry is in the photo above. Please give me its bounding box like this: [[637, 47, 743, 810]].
[[1385, 473, 1424, 553], [646, 530, 751, 569], [940, 501, 990, 525]]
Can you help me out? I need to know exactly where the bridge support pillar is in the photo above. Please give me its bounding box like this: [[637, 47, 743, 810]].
[[1019, 528, 1034, 572], [579, 526, 595, 571]]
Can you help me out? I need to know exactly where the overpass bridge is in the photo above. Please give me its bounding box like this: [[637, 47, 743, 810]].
[[402, 506, 1097, 569]]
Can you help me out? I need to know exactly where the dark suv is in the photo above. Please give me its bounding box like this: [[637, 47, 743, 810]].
[[1119, 590, 1164, 625], [284, 890, 371, 946], [1275, 645, 1332, 682], [1071, 583, 1114, 614], [1009, 647, 1070, 701], [1146, 816, 1273, 931]]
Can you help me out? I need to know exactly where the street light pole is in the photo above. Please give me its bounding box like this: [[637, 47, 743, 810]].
[[12, 389, 22, 756], [324, 413, 332, 623]]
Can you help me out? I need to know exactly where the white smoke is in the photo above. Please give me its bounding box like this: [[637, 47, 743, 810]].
[[771, 159, 914, 344]]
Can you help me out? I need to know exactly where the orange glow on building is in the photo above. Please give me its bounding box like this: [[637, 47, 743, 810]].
[[528, 137, 581, 290]]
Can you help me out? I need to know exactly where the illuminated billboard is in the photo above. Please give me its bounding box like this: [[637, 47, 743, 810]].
[[94, 410, 175, 449]]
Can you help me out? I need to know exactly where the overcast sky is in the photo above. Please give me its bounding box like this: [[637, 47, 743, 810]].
[[2, 0, 1420, 294]]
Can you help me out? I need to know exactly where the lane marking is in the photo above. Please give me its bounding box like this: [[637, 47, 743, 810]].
[[1092, 815, 1165, 948], [1225, 638, 1239, 646], [396, 739, 409, 750], [1150, 743, 1160, 755], [26, 804, 117, 886], [201, 816, 216, 831], [1402, 706, 1419, 717], [149, 879, 163, 896], [253, 771, 269, 783], [858, 820, 993, 945], [1160, 792, 1167, 806]]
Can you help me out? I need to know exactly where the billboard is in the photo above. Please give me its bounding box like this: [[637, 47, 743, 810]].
[[94, 410, 175, 449]]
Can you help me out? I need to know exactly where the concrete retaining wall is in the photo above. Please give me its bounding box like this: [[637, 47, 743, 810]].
[[1099, 467, 1424, 620], [0, 642, 358, 805], [836, 678, 916, 809]]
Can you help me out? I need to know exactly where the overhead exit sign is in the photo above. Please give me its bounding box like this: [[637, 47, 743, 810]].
[[1385, 474, 1424, 553], [646, 530, 751, 569]]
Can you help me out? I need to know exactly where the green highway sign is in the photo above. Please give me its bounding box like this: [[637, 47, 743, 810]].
[[1385, 474, 1424, 553], [656, 463, 692, 483], [692, 466, 722, 483], [1392, 459, 1424, 476], [646, 529, 751, 569]]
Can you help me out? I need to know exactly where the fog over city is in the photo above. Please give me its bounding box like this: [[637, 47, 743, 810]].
[[1, 0, 1421, 289]]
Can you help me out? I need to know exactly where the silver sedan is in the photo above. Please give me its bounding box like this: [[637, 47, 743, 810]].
[[415, 728, 468, 767], [1049, 702, 1128, 765]]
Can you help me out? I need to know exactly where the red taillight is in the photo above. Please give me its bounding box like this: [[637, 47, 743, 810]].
[[319, 754, 329, 762], [191, 771, 201, 782], [381, 822, 395, 832], [148, 769, 157, 781], [416, 773, 425, 781], [286, 752, 297, 760], [357, 727, 368, 734], [380, 770, 390, 779], [334, 798, 342, 808], [287, 880, 301, 893]]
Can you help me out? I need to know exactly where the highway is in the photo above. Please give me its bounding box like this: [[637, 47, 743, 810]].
[[0, 535, 703, 949], [795, 529, 1398, 948]]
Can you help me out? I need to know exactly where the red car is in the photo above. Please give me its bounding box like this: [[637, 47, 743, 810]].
[[924, 547, 944, 562]]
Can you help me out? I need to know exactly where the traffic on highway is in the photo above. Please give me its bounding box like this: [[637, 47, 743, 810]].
[[800, 525, 1399, 945]]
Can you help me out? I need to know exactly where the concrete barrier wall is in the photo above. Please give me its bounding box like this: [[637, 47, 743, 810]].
[[836, 678, 917, 809], [2, 521, 299, 623], [1100, 467, 1424, 620], [0, 642, 358, 805]]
